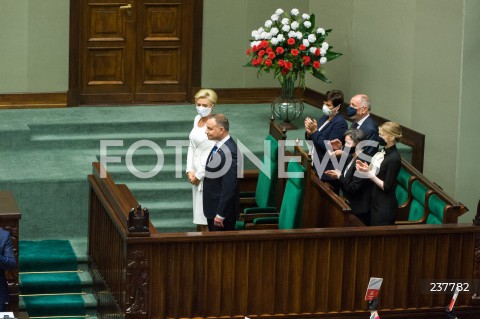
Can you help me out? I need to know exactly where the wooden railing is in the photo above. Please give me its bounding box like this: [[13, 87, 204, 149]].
[[88, 163, 480, 319], [0, 191, 21, 312]]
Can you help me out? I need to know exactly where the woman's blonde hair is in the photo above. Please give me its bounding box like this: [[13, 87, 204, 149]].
[[194, 89, 218, 105], [380, 121, 402, 142]]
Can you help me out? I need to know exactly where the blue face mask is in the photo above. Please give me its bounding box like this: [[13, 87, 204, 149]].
[[346, 105, 357, 117]]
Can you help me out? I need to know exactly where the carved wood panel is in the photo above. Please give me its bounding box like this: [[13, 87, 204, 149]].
[[75, 0, 200, 105]]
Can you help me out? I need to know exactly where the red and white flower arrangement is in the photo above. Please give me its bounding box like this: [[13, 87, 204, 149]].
[[245, 8, 342, 87]]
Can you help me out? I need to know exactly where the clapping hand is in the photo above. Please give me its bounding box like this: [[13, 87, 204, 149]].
[[324, 169, 341, 179], [355, 159, 369, 172], [304, 117, 317, 134], [330, 138, 343, 150]]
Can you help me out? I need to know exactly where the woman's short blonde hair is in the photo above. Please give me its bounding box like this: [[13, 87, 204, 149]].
[[380, 121, 402, 142], [194, 89, 218, 105]]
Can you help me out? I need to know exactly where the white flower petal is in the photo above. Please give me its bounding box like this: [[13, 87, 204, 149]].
[[316, 27, 325, 35], [304, 21, 311, 28], [265, 20, 273, 28], [291, 8, 299, 16], [288, 30, 296, 38], [320, 48, 327, 56], [302, 13, 310, 20], [291, 21, 299, 30], [281, 18, 290, 25], [320, 57, 327, 64], [271, 14, 279, 21], [309, 47, 318, 54], [308, 34, 317, 43], [275, 8, 284, 15], [321, 42, 329, 50], [271, 38, 279, 45], [282, 24, 290, 32], [296, 31, 303, 40], [270, 27, 279, 36], [302, 39, 310, 47]]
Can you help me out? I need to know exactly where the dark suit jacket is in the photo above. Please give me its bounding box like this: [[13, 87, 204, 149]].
[[338, 155, 373, 215], [356, 115, 379, 158], [307, 113, 347, 180], [0, 229, 16, 306], [203, 137, 240, 221]]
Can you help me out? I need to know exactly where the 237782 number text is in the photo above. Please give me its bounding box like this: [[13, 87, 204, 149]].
[[430, 282, 469, 292]]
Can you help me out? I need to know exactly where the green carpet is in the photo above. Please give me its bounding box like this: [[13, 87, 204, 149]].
[[19, 240, 86, 317], [22, 295, 86, 317], [20, 273, 82, 294], [19, 240, 78, 272]]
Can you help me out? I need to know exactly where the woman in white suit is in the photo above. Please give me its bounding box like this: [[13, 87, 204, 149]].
[[186, 89, 217, 231]]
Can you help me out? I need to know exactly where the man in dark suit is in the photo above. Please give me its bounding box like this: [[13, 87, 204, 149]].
[[331, 93, 380, 158], [0, 228, 16, 311], [203, 113, 240, 231]]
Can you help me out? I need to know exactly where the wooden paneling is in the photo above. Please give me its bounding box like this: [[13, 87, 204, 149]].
[[0, 93, 66, 109]]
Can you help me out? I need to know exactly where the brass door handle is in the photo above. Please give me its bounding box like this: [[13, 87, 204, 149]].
[[120, 4, 132, 9]]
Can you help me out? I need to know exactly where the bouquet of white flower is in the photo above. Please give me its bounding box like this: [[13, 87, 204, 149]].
[[245, 8, 342, 87]]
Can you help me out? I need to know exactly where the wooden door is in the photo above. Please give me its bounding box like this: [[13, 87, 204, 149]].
[[72, 0, 202, 105]]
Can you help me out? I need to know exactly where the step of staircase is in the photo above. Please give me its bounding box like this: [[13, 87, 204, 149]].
[[28, 120, 192, 136], [29, 131, 189, 150], [19, 240, 97, 318]]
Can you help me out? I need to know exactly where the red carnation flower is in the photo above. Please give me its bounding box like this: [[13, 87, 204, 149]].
[[276, 47, 284, 54], [246, 48, 252, 55], [278, 59, 285, 67], [303, 56, 311, 66], [299, 44, 306, 51], [258, 50, 265, 58], [313, 61, 321, 69], [291, 49, 299, 56], [268, 52, 276, 59], [281, 68, 290, 75], [264, 59, 272, 67], [261, 40, 269, 49], [287, 38, 295, 45], [252, 45, 259, 52], [266, 47, 273, 53], [315, 48, 321, 56], [285, 61, 293, 70]]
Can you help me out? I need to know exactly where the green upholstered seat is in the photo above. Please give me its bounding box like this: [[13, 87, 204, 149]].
[[253, 134, 279, 208], [240, 160, 306, 230], [395, 185, 409, 208], [426, 194, 447, 224], [408, 180, 429, 221], [395, 167, 411, 206]]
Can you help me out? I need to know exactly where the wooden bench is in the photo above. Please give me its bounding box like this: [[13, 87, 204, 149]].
[[395, 159, 468, 224]]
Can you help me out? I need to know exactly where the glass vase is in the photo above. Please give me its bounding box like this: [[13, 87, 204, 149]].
[[271, 77, 304, 130]]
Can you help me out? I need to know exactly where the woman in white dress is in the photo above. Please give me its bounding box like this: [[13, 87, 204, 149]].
[[186, 89, 217, 231]]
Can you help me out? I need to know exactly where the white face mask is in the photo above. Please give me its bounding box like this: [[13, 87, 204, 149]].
[[322, 104, 333, 116], [196, 106, 212, 117]]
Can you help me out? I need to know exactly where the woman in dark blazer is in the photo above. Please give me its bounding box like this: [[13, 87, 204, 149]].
[[305, 90, 347, 193], [356, 122, 402, 226], [325, 129, 373, 225]]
